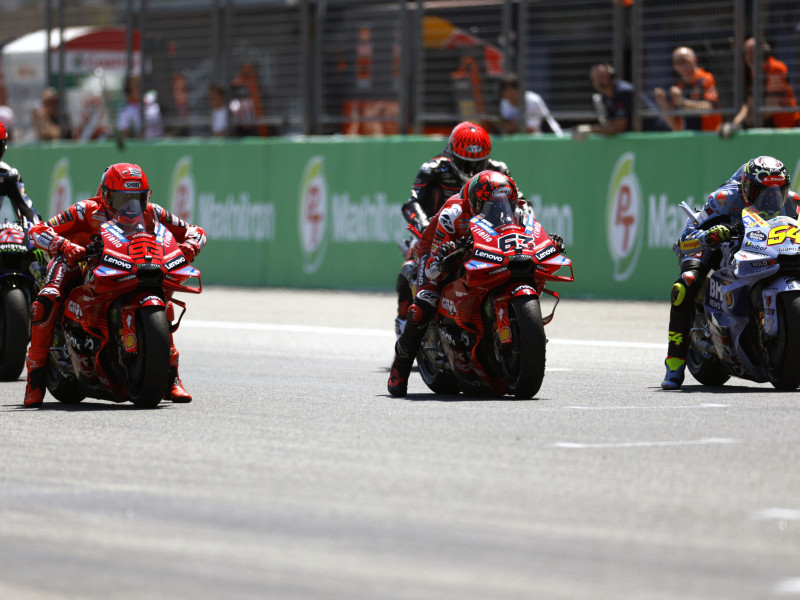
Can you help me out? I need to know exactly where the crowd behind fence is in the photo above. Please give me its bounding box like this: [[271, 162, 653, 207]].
[[0, 0, 798, 143]]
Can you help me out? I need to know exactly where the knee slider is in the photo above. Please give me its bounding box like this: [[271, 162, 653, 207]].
[[670, 282, 686, 307], [31, 298, 54, 325], [406, 303, 425, 323], [415, 288, 440, 309]]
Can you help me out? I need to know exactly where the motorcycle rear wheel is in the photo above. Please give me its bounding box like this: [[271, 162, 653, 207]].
[[766, 291, 800, 390], [47, 327, 85, 404], [417, 325, 460, 395], [499, 296, 546, 399], [686, 346, 730, 386], [0, 287, 29, 381], [125, 306, 171, 408]]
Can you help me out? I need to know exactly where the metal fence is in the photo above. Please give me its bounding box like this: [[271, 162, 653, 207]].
[[1, 0, 799, 142]]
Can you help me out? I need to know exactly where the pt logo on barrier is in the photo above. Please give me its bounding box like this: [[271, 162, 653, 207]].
[[49, 157, 73, 217], [170, 156, 195, 223], [607, 152, 644, 282], [299, 155, 328, 274]]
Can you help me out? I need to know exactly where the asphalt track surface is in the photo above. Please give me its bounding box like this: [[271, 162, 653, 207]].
[[2, 286, 800, 600]]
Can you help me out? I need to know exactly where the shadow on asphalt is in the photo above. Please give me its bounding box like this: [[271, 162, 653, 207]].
[[7, 401, 171, 411]]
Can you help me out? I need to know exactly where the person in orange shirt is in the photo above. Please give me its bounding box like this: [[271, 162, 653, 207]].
[[654, 46, 722, 132], [721, 38, 800, 137]]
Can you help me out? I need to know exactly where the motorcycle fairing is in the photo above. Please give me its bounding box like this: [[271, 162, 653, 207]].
[[51, 204, 198, 403], [762, 277, 800, 336], [119, 294, 167, 354]]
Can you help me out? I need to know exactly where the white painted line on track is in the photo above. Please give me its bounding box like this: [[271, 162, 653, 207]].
[[552, 438, 738, 449], [774, 578, 800, 595], [184, 319, 660, 349], [184, 319, 394, 338], [566, 403, 729, 410], [548, 338, 662, 349], [752, 508, 800, 521]]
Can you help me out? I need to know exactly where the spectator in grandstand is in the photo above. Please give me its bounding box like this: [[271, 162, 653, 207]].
[[32, 87, 71, 141], [498, 73, 564, 137], [720, 37, 800, 138], [0, 105, 14, 140], [573, 62, 669, 141], [74, 78, 110, 142], [208, 82, 228, 137], [117, 75, 164, 141], [653, 46, 722, 132]]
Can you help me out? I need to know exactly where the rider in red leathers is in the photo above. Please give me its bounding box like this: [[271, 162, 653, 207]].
[[395, 121, 520, 337], [387, 170, 565, 397], [23, 162, 206, 408]]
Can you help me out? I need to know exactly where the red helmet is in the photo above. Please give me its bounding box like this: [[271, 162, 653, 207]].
[[467, 170, 518, 219], [447, 122, 491, 183], [0, 121, 7, 163], [99, 163, 151, 214]]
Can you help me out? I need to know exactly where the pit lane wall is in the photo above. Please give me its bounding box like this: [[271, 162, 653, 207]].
[[10, 130, 800, 300]]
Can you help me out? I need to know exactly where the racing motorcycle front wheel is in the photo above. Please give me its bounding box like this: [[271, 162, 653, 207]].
[[495, 296, 546, 399], [124, 306, 171, 408], [765, 291, 800, 391], [0, 287, 29, 380]]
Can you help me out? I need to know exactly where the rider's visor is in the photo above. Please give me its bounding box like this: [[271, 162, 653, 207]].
[[750, 185, 787, 215], [478, 197, 515, 228], [452, 155, 489, 179], [109, 190, 149, 211]]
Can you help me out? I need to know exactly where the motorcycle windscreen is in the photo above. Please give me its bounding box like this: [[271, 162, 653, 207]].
[[113, 197, 147, 234], [478, 197, 515, 229], [750, 185, 787, 218]]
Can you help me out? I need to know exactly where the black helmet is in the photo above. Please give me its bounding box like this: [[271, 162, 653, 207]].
[[741, 156, 790, 214]]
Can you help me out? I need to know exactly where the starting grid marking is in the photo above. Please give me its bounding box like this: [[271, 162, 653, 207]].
[[565, 403, 729, 410], [183, 319, 662, 348], [552, 438, 738, 449]]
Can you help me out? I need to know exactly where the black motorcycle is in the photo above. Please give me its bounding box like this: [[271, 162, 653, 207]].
[[0, 216, 46, 380]]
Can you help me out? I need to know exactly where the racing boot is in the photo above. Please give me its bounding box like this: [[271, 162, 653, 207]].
[[166, 366, 193, 403], [387, 301, 432, 397], [661, 356, 686, 390], [23, 357, 47, 408], [23, 296, 59, 408], [165, 343, 192, 403], [387, 342, 414, 397]]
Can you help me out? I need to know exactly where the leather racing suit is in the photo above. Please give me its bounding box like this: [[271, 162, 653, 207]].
[[666, 165, 800, 366], [25, 197, 206, 403], [396, 156, 519, 336], [0, 161, 40, 224]]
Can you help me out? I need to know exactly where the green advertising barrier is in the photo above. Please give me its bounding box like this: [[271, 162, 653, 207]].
[[8, 130, 800, 299]]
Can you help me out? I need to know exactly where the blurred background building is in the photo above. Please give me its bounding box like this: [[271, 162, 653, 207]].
[[0, 0, 797, 141]]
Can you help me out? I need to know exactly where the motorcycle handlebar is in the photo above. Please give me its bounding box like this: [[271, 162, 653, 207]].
[[85, 236, 103, 258]]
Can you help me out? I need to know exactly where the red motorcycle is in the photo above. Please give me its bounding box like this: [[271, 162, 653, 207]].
[[46, 199, 201, 408], [416, 197, 573, 398]]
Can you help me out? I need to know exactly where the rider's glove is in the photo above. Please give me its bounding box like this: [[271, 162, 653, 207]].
[[60, 240, 87, 265], [702, 224, 731, 247], [549, 234, 565, 254], [436, 241, 456, 262], [179, 238, 201, 262]]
